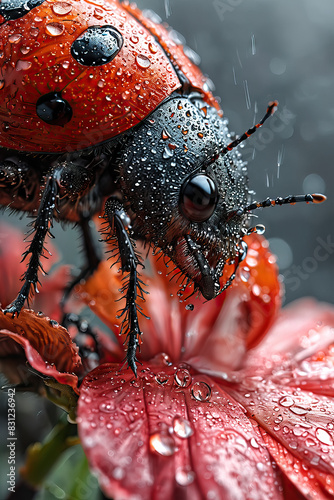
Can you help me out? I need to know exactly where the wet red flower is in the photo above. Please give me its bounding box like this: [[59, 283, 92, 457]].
[[74, 235, 334, 500], [1, 225, 334, 500]]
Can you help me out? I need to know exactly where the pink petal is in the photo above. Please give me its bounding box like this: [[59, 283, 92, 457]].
[[78, 361, 284, 500], [241, 299, 334, 386], [230, 383, 334, 480], [260, 429, 334, 499]]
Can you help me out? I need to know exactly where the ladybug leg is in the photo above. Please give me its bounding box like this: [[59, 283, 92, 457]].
[[4, 171, 58, 316], [4, 162, 96, 317], [103, 196, 146, 376]]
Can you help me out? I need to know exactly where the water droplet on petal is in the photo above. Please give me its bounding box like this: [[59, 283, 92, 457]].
[[136, 54, 151, 69], [315, 428, 333, 446], [175, 468, 195, 486], [174, 368, 192, 388], [155, 372, 171, 386], [93, 7, 104, 19], [46, 22, 65, 36], [250, 437, 259, 448], [185, 303, 194, 311], [191, 381, 212, 402], [130, 35, 139, 44], [279, 396, 295, 407], [150, 432, 176, 456], [15, 60, 32, 71], [0, 80, 4, 90], [99, 401, 115, 413], [239, 267, 250, 282], [9, 34, 22, 44], [52, 1, 72, 15], [173, 416, 194, 438], [149, 42, 158, 54], [290, 405, 310, 416], [20, 46, 31, 55]]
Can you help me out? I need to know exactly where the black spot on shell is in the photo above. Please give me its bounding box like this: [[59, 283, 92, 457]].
[[71, 25, 123, 67], [36, 92, 72, 126], [0, 0, 45, 22]]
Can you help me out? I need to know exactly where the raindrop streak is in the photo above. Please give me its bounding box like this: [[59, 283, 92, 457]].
[[236, 49, 242, 68], [164, 0, 171, 17], [191, 381, 212, 402], [232, 66, 237, 85], [150, 432, 176, 456], [243, 80, 251, 110], [277, 145, 285, 179], [251, 34, 256, 55]]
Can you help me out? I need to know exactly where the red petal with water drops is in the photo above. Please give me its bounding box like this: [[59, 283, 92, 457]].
[[78, 361, 284, 500], [0, 309, 82, 392], [260, 429, 334, 499], [231, 383, 334, 492]]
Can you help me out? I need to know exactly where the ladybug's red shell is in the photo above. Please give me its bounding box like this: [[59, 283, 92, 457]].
[[0, 0, 220, 153]]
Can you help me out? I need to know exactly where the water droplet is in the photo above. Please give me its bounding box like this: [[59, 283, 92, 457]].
[[163, 145, 174, 159], [112, 466, 125, 479], [239, 267, 250, 282], [130, 35, 139, 44], [20, 46, 31, 55], [15, 60, 32, 71], [46, 22, 65, 36], [173, 416, 193, 438], [315, 428, 333, 446], [150, 432, 176, 456], [174, 368, 192, 388], [303, 173, 326, 195], [155, 372, 171, 386], [250, 437, 259, 448], [93, 7, 104, 20], [175, 468, 195, 486], [52, 1, 72, 15], [0, 80, 4, 90], [9, 34, 22, 44], [185, 303, 194, 311], [290, 406, 310, 416], [136, 54, 151, 69], [99, 401, 115, 413], [191, 381, 211, 402], [279, 396, 295, 407], [149, 42, 158, 54], [269, 57, 286, 76]]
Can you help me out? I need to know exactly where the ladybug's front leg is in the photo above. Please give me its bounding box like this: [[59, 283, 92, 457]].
[[4, 172, 58, 316], [4, 162, 95, 317], [103, 197, 146, 376]]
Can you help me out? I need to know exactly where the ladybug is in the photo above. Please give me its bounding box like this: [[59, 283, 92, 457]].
[[0, 0, 325, 374]]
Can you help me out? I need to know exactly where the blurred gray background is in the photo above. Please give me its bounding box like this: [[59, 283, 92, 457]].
[[2, 0, 333, 305]]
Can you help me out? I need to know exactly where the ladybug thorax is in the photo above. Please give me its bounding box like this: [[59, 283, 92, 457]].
[[119, 95, 250, 298]]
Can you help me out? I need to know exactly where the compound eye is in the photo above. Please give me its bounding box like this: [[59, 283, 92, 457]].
[[180, 173, 218, 222]]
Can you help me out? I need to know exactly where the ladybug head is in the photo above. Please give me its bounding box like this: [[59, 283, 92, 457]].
[[119, 96, 325, 299], [119, 95, 250, 299]]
